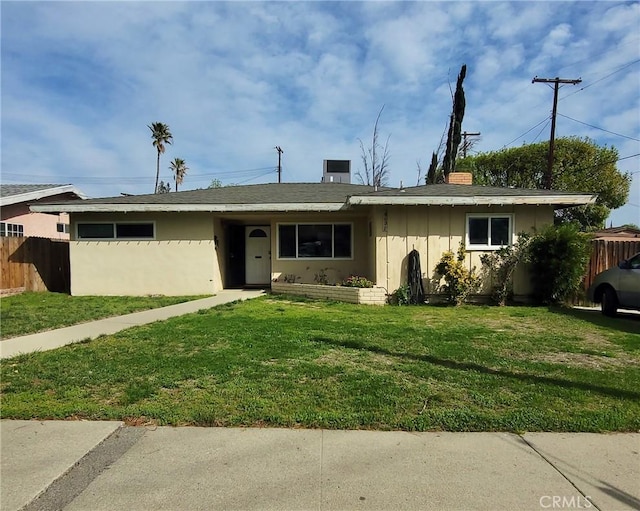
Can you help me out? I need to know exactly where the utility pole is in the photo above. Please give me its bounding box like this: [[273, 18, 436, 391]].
[[532, 76, 582, 189], [275, 146, 283, 184], [461, 131, 481, 158]]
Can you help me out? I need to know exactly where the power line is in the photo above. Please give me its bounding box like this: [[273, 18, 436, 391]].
[[560, 59, 640, 101], [501, 116, 551, 149], [1, 166, 276, 185], [557, 37, 640, 73], [556, 113, 640, 142], [532, 76, 582, 189], [531, 120, 552, 144], [235, 169, 276, 185]]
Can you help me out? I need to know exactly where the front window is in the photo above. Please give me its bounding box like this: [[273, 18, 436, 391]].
[[278, 223, 352, 259], [77, 222, 154, 240], [466, 214, 512, 250]]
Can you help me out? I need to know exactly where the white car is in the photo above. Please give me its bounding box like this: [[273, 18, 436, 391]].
[[588, 252, 640, 316]]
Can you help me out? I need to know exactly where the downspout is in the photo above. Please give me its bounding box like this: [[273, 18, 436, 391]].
[[384, 209, 389, 293]]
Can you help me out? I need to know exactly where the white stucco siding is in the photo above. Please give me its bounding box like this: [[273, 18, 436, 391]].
[[70, 240, 217, 296], [69, 212, 219, 296]]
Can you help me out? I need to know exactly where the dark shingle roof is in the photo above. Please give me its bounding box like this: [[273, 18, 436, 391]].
[[1, 184, 69, 197], [1, 183, 87, 207], [36, 183, 384, 205], [30, 182, 595, 213]]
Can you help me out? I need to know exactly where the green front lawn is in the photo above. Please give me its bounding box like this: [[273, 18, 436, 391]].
[[0, 292, 206, 338], [2, 295, 639, 431]]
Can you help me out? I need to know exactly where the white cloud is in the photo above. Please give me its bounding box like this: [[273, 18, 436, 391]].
[[1, 1, 638, 224]]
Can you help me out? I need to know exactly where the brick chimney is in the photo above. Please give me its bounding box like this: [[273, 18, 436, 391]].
[[445, 172, 473, 185]]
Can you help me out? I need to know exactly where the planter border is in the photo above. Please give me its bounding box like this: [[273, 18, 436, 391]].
[[271, 282, 387, 305]]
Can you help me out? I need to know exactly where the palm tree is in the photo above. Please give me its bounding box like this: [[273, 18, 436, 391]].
[[148, 122, 173, 193], [169, 157, 189, 191]]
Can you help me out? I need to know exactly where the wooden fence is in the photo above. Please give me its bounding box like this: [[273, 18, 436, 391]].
[[583, 239, 640, 292], [0, 237, 70, 294]]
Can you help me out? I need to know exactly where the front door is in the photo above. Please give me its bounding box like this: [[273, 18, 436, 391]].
[[245, 226, 271, 285]]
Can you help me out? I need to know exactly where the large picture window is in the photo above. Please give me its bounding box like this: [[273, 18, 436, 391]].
[[77, 222, 154, 240], [278, 223, 352, 259], [466, 214, 512, 250]]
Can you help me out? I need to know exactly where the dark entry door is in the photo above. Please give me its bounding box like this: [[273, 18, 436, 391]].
[[226, 224, 245, 288]]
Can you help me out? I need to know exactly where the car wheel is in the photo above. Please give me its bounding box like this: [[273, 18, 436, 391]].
[[601, 287, 618, 317]]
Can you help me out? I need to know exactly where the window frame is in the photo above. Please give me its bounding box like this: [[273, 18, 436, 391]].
[[465, 213, 513, 251], [76, 221, 156, 240], [0, 222, 24, 237], [276, 222, 354, 260]]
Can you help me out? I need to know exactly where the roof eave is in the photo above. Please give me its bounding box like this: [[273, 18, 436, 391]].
[[1, 185, 88, 207], [30, 202, 349, 214], [347, 195, 597, 207]]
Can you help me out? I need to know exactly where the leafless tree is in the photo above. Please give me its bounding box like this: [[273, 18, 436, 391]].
[[355, 105, 391, 188]]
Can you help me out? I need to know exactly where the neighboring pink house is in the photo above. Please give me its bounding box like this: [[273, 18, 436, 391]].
[[1, 184, 87, 240]]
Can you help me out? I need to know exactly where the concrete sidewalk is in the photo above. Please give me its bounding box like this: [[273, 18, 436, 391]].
[[0, 289, 265, 359], [1, 421, 638, 511]]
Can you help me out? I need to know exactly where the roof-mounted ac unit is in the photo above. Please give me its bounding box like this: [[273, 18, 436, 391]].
[[322, 160, 351, 184]]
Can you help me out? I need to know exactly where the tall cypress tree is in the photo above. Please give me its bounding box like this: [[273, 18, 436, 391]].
[[425, 152, 440, 184], [441, 64, 466, 178]]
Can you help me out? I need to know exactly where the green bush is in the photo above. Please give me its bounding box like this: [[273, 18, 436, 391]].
[[389, 284, 411, 305], [480, 233, 531, 306], [527, 224, 591, 304], [434, 243, 480, 305], [341, 275, 374, 288]]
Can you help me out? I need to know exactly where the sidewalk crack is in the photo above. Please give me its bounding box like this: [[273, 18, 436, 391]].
[[519, 434, 602, 511]]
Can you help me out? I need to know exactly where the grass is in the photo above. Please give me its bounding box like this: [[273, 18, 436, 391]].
[[2, 295, 639, 432], [0, 292, 206, 338]]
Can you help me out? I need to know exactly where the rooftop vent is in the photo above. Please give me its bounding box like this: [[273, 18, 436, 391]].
[[322, 160, 351, 184]]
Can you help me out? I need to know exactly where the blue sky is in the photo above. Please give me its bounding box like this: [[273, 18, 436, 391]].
[[2, 1, 639, 226]]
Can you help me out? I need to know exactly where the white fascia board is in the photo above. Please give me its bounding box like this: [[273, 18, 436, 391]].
[[347, 194, 597, 206], [1, 185, 88, 206], [30, 202, 348, 214]]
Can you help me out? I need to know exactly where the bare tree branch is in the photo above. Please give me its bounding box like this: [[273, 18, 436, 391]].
[[356, 105, 391, 187]]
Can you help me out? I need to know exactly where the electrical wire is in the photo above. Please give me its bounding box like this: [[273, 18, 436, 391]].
[[557, 37, 640, 73], [501, 116, 551, 149], [1, 166, 276, 185], [560, 59, 640, 101], [234, 169, 277, 185], [556, 113, 640, 142], [530, 119, 552, 144]]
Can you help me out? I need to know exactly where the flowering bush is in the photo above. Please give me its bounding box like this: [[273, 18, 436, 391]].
[[434, 243, 480, 305], [341, 275, 374, 288]]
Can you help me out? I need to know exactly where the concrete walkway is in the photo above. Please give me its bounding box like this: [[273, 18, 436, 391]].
[[1, 421, 638, 511], [0, 289, 265, 359]]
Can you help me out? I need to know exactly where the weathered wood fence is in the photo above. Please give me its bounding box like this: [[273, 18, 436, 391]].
[[583, 239, 640, 292], [0, 237, 70, 294]]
